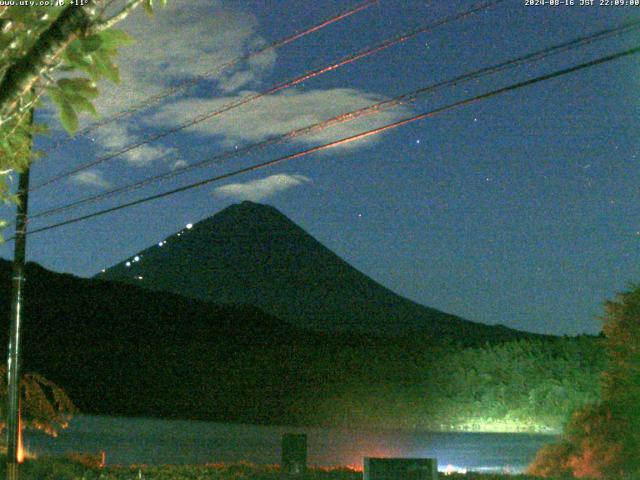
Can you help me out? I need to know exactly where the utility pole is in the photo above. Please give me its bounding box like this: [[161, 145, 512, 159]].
[[6, 109, 33, 480]]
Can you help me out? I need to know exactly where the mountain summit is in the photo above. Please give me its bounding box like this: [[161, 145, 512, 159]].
[[97, 201, 525, 341]]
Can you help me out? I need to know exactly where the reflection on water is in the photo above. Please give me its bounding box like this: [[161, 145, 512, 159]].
[[24, 415, 557, 473]]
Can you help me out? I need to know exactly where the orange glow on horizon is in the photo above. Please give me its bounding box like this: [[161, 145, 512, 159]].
[[345, 463, 364, 472], [337, 444, 405, 472]]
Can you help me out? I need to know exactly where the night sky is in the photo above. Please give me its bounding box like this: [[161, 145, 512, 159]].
[[1, 0, 638, 336]]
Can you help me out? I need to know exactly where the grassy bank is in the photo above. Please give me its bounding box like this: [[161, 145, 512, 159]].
[[0, 456, 567, 480]]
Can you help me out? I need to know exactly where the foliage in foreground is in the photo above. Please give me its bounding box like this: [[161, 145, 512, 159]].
[[0, 1, 167, 214], [528, 285, 640, 479], [0, 365, 75, 436], [0, 456, 562, 480]]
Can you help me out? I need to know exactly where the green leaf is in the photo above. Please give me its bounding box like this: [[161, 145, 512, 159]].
[[93, 50, 120, 84], [143, 0, 154, 16], [47, 86, 79, 133], [46, 86, 66, 110], [1, 139, 15, 158], [67, 95, 97, 118], [57, 78, 99, 100], [86, 66, 101, 82], [98, 29, 134, 49], [80, 35, 102, 52], [48, 82, 99, 123], [59, 102, 78, 134], [64, 41, 93, 69]]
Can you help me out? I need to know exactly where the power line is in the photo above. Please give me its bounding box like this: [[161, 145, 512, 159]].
[[25, 16, 640, 223], [40, 0, 380, 155], [15, 44, 640, 240], [30, 0, 504, 192]]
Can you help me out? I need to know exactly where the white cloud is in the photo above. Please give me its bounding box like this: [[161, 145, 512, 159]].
[[217, 40, 276, 93], [92, 0, 275, 120], [214, 174, 311, 201], [171, 159, 188, 171], [94, 123, 177, 167], [69, 170, 112, 189], [151, 88, 411, 150], [81, 1, 279, 168], [76, 2, 411, 169]]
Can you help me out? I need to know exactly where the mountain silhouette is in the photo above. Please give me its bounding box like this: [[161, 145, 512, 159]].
[[0, 258, 549, 426], [97, 201, 529, 341], [0, 259, 379, 423]]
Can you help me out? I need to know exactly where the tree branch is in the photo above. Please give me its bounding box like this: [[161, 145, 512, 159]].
[[5, 89, 44, 140], [0, 2, 97, 123], [91, 0, 145, 33]]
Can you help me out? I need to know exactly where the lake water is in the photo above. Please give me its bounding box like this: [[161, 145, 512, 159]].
[[24, 415, 557, 474]]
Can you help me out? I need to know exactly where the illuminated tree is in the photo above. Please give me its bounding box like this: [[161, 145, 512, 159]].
[[529, 285, 640, 479], [600, 286, 640, 422], [0, 366, 75, 438]]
